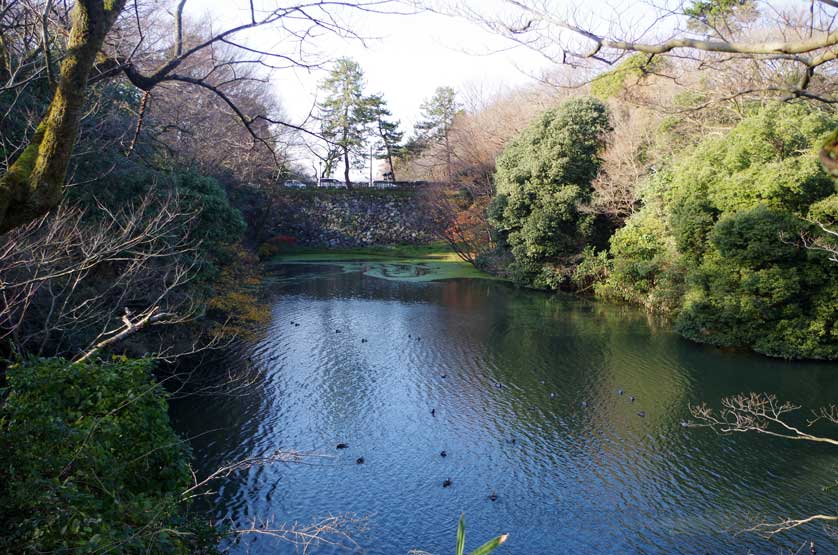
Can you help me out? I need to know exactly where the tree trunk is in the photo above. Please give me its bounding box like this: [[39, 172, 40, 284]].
[[343, 146, 352, 189], [386, 145, 396, 182], [0, 0, 126, 235], [444, 132, 452, 183]]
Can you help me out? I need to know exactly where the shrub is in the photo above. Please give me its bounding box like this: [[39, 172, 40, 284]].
[[601, 102, 838, 359], [595, 195, 687, 314], [0, 357, 219, 554], [206, 247, 271, 340]]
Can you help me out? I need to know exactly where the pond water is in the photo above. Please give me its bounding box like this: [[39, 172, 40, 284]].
[[170, 262, 838, 555]]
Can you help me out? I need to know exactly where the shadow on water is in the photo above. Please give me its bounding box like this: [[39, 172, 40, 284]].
[[169, 262, 838, 555]]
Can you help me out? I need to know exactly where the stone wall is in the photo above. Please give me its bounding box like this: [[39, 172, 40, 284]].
[[237, 188, 437, 248]]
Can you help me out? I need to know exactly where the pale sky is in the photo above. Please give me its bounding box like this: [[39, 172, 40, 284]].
[[183, 2, 558, 178], [276, 12, 550, 129], [191, 2, 549, 122]]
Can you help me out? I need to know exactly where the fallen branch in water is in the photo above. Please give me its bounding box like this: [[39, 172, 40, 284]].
[[229, 514, 367, 554]]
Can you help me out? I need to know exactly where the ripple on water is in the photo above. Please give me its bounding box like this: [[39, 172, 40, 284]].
[[168, 263, 838, 555]]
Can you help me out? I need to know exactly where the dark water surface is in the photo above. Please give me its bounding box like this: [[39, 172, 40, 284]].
[[170, 263, 837, 555]]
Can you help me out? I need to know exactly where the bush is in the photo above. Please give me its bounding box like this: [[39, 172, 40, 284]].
[[594, 191, 687, 314], [0, 357, 220, 554], [490, 97, 611, 289], [601, 102, 838, 359]]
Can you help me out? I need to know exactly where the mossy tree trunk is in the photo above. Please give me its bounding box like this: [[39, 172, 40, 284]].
[[0, 0, 126, 234]]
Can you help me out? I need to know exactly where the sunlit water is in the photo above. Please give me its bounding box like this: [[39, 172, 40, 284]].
[[170, 263, 838, 555]]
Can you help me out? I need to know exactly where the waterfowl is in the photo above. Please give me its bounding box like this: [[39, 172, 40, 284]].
[[637, 411, 646, 418], [581, 401, 588, 408], [335, 329, 341, 333], [441, 374, 447, 379], [539, 380, 545, 385], [356, 457, 365, 464], [440, 451, 447, 457], [361, 338, 367, 343], [617, 389, 624, 395], [488, 492, 498, 502], [431, 408, 436, 417], [549, 392, 556, 399], [443, 478, 452, 488], [629, 396, 636, 402], [295, 323, 300, 327], [336, 443, 349, 449]]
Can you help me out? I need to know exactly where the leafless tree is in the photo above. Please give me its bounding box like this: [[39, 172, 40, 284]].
[[588, 103, 661, 221], [690, 393, 837, 538], [0, 189, 200, 358], [139, 35, 292, 185], [800, 222, 838, 263], [419, 181, 494, 264], [435, 0, 838, 172], [0, 0, 409, 234]]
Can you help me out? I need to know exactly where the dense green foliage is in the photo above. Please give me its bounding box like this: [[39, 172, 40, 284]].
[[489, 96, 611, 289], [590, 54, 663, 100], [590, 103, 838, 359], [0, 358, 220, 554]]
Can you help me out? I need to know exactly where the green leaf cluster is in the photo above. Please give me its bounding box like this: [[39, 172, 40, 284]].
[[684, 0, 754, 29], [0, 357, 220, 554], [490, 96, 611, 289], [598, 102, 838, 359], [590, 54, 663, 100]]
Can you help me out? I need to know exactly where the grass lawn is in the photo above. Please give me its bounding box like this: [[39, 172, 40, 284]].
[[266, 243, 501, 282]]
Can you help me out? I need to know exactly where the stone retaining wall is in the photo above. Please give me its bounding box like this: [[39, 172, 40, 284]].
[[237, 188, 437, 248]]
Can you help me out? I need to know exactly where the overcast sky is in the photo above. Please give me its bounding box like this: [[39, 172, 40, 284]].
[[192, 2, 549, 121], [185, 2, 556, 178]]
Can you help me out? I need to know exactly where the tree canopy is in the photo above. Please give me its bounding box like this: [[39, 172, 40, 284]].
[[490, 96, 611, 289], [317, 58, 375, 188]]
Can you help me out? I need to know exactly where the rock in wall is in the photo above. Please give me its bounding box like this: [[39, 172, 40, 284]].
[[237, 187, 437, 248]]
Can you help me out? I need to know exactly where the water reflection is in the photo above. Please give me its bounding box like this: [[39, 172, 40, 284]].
[[170, 263, 837, 555]]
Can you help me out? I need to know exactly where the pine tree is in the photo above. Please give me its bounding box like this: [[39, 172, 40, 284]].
[[366, 94, 404, 181], [317, 58, 373, 188], [414, 86, 460, 182]]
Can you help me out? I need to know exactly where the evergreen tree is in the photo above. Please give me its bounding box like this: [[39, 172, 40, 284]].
[[415, 86, 460, 182], [366, 94, 404, 181], [317, 58, 374, 188], [490, 96, 611, 289]]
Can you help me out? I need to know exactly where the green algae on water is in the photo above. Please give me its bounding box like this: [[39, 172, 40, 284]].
[[266, 245, 500, 283]]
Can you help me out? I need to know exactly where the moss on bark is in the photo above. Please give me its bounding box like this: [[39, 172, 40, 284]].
[[0, 0, 126, 234]]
